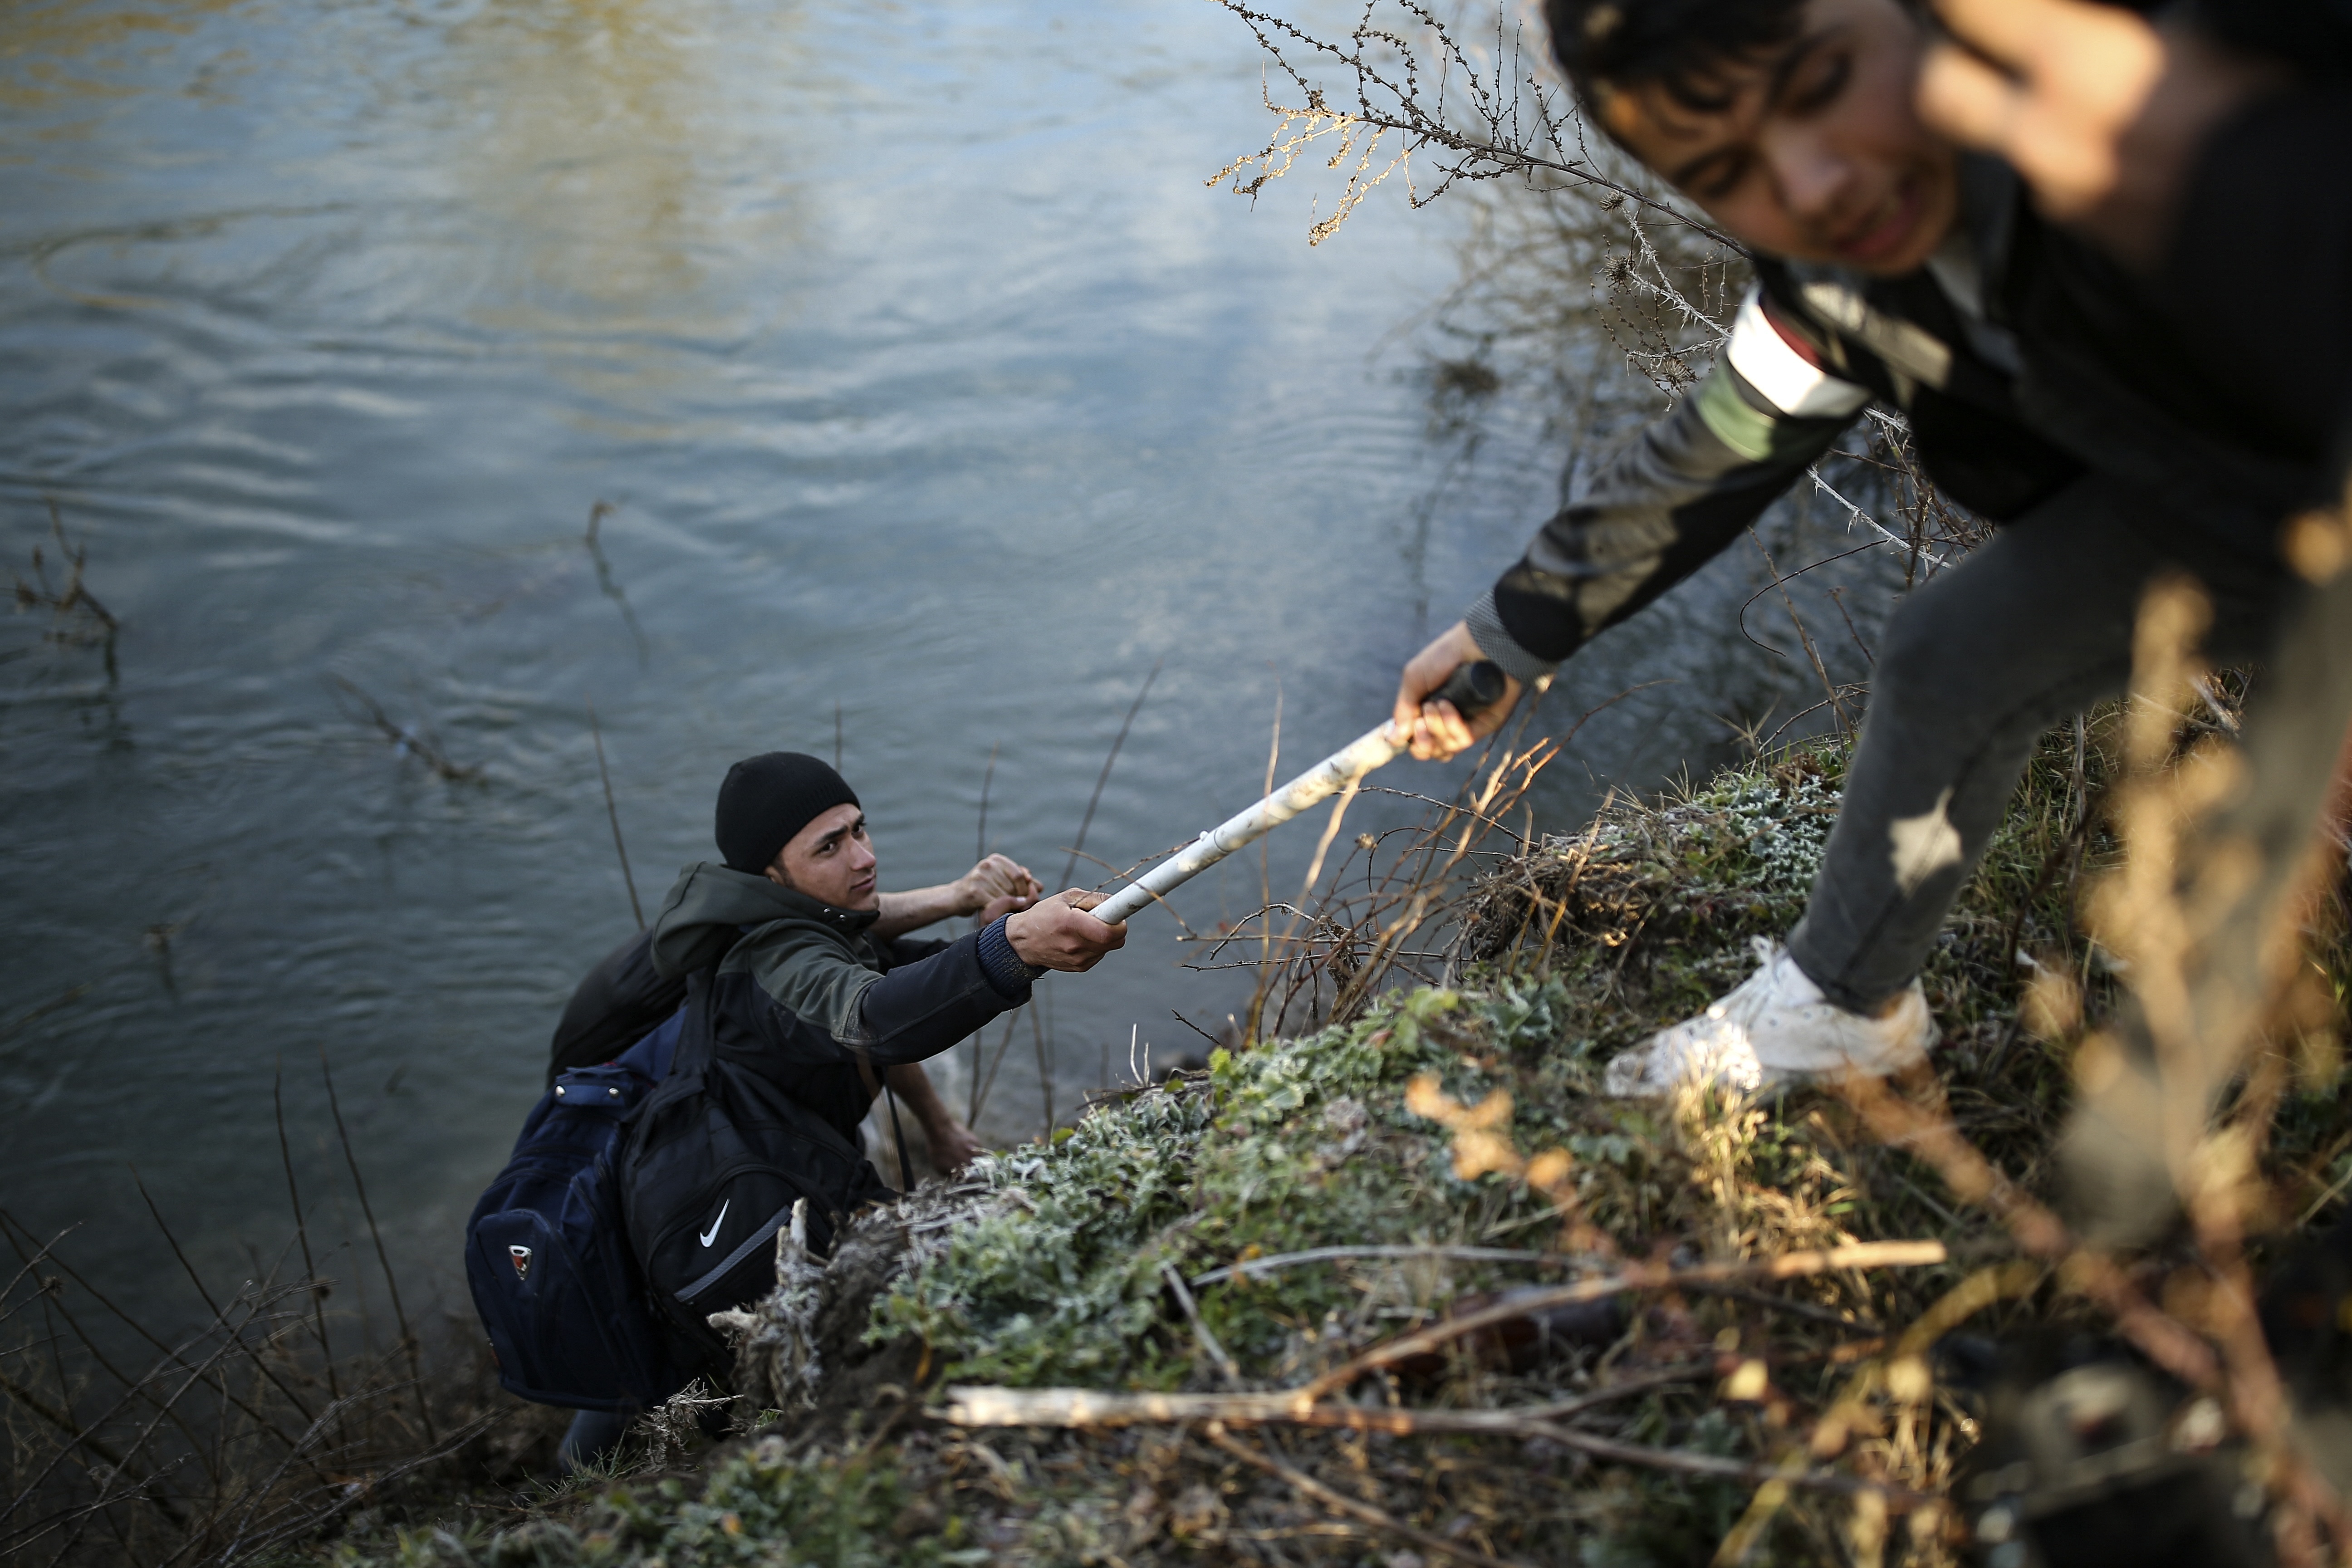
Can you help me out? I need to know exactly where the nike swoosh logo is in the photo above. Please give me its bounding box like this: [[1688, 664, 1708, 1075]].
[[699, 1200, 730, 1248]]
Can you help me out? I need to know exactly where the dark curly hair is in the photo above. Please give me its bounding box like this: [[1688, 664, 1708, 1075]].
[[1540, 0, 1809, 114]]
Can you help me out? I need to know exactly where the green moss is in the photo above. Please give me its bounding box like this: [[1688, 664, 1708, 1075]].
[[1183, 983, 1592, 1373], [869, 1083, 1215, 1388]]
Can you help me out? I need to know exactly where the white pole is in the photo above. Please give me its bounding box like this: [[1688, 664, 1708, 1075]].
[[1087, 722, 1402, 926], [1083, 661, 1506, 927]]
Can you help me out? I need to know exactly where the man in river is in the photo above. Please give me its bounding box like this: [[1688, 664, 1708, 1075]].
[[1391, 0, 2349, 1110], [548, 751, 1126, 1177], [550, 752, 1124, 1471]]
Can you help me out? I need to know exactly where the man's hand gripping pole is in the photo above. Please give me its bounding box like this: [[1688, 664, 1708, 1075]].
[[1087, 662, 1509, 926]]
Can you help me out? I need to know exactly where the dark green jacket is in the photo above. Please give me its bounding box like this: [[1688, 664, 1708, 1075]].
[[549, 863, 1030, 1143], [649, 862, 913, 1048]]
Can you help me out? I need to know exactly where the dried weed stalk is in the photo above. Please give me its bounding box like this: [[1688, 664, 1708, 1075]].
[[0, 1090, 549, 1567]]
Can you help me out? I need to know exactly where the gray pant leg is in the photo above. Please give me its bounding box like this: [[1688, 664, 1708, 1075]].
[[1788, 475, 2290, 1012]]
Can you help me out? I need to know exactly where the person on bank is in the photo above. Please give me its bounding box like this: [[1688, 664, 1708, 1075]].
[[546, 750, 1126, 1176], [1391, 0, 2348, 1099]]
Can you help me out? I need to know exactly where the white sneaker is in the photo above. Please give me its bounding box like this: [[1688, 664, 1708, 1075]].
[[1602, 938, 1935, 1098]]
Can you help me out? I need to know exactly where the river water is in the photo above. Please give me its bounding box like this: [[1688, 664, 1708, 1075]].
[[0, 0, 1898, 1327]]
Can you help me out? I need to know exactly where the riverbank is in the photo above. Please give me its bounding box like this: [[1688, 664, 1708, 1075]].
[[305, 718, 2352, 1568]]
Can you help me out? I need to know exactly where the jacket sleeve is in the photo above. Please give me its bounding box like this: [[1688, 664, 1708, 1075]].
[[744, 926, 1029, 1068], [1472, 291, 1868, 677]]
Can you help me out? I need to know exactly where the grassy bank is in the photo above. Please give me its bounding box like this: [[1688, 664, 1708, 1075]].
[[303, 717, 2352, 1568]]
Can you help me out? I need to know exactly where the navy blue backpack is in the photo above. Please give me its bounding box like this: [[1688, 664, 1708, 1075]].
[[464, 1011, 687, 1413]]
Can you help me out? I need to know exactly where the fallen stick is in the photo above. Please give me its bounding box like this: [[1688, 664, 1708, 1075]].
[[941, 1366, 1707, 1434], [1297, 1240, 1947, 1401], [942, 1374, 1931, 1510], [1198, 1421, 1534, 1568], [943, 1243, 1942, 1431]]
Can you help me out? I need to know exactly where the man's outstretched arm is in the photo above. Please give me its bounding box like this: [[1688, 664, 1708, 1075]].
[[870, 852, 1043, 941], [1395, 298, 1863, 760], [743, 889, 1127, 1068], [845, 890, 1126, 1063]]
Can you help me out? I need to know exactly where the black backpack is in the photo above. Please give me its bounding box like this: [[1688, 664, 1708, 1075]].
[[617, 971, 895, 1366], [464, 1014, 686, 1412]]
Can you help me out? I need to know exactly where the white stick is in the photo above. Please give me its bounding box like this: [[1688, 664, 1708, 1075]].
[[1089, 723, 1401, 925]]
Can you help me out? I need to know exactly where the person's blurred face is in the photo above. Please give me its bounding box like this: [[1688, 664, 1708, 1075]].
[[1598, 0, 1958, 275], [765, 803, 878, 911]]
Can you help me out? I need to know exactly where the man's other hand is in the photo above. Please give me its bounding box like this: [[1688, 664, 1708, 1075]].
[[1005, 890, 1126, 972], [1920, 0, 2278, 266], [1392, 621, 1523, 762], [923, 1116, 985, 1175], [958, 852, 1042, 920], [882, 1062, 988, 1176]]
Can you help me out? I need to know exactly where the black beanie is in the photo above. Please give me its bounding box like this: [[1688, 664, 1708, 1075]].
[[714, 752, 860, 874]]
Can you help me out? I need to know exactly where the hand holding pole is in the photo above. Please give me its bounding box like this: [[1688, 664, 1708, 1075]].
[[1086, 662, 1508, 926]]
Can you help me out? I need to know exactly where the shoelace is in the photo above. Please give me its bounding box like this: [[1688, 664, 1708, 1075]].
[[1705, 939, 1788, 1034]]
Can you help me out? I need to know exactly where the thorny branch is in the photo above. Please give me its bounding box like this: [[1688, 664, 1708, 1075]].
[[1207, 0, 1727, 247]]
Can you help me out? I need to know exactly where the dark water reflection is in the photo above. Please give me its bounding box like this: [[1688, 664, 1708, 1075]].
[[0, 0, 1902, 1321]]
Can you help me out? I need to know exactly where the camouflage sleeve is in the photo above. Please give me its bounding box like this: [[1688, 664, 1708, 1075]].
[[1472, 289, 1870, 676]]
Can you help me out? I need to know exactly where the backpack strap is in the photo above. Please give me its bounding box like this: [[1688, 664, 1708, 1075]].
[[629, 969, 717, 1137], [845, 1041, 917, 1194], [676, 968, 912, 1192], [675, 969, 716, 1085]]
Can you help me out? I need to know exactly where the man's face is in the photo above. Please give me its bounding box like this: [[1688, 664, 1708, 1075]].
[[765, 803, 879, 911], [1599, 0, 1958, 275]]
